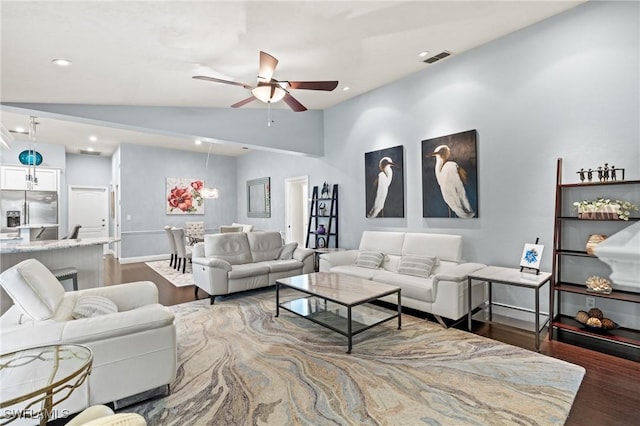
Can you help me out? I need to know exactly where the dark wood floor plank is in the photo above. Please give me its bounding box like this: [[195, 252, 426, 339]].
[[104, 256, 640, 425]]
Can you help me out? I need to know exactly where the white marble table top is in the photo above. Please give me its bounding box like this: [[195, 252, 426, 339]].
[[0, 237, 118, 254]]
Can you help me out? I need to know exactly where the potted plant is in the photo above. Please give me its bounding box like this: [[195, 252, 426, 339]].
[[573, 198, 638, 220]]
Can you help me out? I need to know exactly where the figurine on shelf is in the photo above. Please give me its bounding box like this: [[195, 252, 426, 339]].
[[611, 165, 617, 181], [603, 163, 610, 181], [318, 202, 327, 216], [597, 166, 604, 182], [577, 168, 586, 182], [587, 168, 593, 182], [321, 182, 330, 198]]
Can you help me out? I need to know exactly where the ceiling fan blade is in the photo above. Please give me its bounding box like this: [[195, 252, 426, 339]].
[[258, 51, 278, 82], [285, 81, 339, 91], [192, 75, 253, 89], [283, 93, 307, 112], [230, 96, 257, 108]]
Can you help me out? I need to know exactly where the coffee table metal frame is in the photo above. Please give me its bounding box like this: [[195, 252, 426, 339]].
[[276, 272, 401, 353]]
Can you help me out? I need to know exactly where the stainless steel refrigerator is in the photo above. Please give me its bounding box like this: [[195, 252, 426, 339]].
[[1, 190, 59, 239]]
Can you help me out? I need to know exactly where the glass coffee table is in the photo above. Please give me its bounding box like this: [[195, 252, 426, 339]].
[[276, 272, 401, 353], [0, 344, 92, 426]]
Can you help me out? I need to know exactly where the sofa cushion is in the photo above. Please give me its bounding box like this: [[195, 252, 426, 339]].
[[203, 233, 252, 265], [398, 255, 437, 278], [372, 271, 435, 303], [0, 259, 65, 321], [73, 296, 119, 319], [331, 265, 377, 280], [232, 223, 254, 232], [402, 233, 462, 262], [247, 232, 283, 262], [359, 231, 405, 256], [261, 259, 302, 273], [228, 263, 270, 280], [278, 242, 298, 260], [354, 251, 385, 269]]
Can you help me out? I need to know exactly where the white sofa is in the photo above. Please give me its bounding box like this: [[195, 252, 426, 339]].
[[192, 231, 315, 304], [319, 231, 486, 326], [0, 259, 177, 422]]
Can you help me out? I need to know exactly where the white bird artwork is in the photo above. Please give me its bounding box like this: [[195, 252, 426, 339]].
[[430, 145, 475, 218], [367, 156, 395, 218]]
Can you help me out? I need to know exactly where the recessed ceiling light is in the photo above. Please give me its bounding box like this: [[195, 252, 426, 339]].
[[15, 126, 25, 133], [418, 51, 430, 58], [87, 147, 94, 152], [52, 58, 72, 67], [195, 140, 202, 145], [89, 135, 97, 142], [343, 86, 350, 91]]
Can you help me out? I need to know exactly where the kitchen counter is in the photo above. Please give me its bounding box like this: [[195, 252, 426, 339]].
[[0, 237, 116, 254], [1, 237, 119, 315]]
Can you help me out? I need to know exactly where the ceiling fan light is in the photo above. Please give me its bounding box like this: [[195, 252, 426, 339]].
[[251, 85, 286, 104]]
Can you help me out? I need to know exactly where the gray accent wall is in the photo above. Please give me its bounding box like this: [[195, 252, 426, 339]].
[[236, 1, 640, 319], [118, 143, 238, 259]]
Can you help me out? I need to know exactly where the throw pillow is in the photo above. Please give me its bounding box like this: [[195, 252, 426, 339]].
[[354, 251, 385, 269], [278, 242, 298, 260], [73, 296, 118, 319], [398, 255, 437, 278]]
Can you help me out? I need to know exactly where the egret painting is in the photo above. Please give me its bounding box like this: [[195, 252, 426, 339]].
[[421, 130, 478, 218], [365, 145, 404, 218]]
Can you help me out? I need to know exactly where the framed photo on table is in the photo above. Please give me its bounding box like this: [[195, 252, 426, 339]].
[[520, 243, 544, 273]]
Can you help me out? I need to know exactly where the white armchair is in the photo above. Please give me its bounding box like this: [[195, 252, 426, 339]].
[[0, 259, 177, 420]]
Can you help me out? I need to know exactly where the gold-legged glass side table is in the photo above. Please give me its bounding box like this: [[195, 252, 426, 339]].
[[0, 344, 92, 426]]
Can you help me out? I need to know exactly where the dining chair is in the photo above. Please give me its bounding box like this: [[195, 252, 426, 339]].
[[171, 227, 192, 273], [185, 221, 205, 245], [164, 226, 178, 268]]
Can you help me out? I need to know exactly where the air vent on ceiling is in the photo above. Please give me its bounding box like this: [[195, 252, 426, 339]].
[[78, 149, 101, 156], [423, 51, 452, 64]]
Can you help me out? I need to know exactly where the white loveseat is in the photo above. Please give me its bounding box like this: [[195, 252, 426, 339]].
[[0, 259, 177, 422], [192, 231, 315, 304], [319, 231, 486, 326]]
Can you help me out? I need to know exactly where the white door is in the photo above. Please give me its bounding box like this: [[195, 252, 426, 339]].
[[284, 176, 309, 246], [68, 186, 108, 239]]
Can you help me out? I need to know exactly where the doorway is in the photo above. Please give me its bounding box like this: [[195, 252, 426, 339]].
[[284, 176, 308, 246], [68, 186, 109, 239]]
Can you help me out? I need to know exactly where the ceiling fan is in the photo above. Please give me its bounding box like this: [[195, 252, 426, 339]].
[[193, 51, 338, 112]]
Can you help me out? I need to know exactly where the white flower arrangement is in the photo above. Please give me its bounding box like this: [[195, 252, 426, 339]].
[[573, 198, 638, 221]]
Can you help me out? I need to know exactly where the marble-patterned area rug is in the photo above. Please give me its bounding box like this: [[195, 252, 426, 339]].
[[124, 289, 585, 425], [145, 260, 193, 287]]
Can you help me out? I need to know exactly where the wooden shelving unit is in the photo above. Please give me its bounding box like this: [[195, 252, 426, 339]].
[[550, 158, 640, 360], [305, 184, 338, 249]]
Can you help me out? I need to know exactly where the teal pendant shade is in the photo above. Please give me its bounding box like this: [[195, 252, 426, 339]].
[[18, 150, 43, 166]]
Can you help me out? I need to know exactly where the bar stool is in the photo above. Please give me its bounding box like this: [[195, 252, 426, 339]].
[[52, 267, 79, 291]]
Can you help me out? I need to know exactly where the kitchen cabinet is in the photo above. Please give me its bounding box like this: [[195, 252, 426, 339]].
[[0, 166, 58, 191]]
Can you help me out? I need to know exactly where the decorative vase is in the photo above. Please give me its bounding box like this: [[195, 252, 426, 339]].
[[316, 224, 326, 235], [585, 234, 606, 256]]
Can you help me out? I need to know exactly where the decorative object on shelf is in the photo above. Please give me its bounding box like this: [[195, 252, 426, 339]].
[[422, 130, 478, 218], [316, 224, 326, 235], [318, 202, 327, 216], [577, 164, 625, 183], [585, 275, 612, 294], [166, 177, 205, 215], [321, 182, 330, 198], [575, 308, 618, 331], [519, 238, 543, 274], [18, 149, 43, 166], [365, 145, 405, 218], [585, 234, 607, 256], [573, 198, 638, 220], [317, 236, 326, 248]]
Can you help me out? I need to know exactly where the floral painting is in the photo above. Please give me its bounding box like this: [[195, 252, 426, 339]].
[[166, 178, 204, 215], [520, 243, 544, 270]]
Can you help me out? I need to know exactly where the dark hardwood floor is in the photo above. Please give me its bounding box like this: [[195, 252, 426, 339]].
[[104, 256, 640, 425]]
